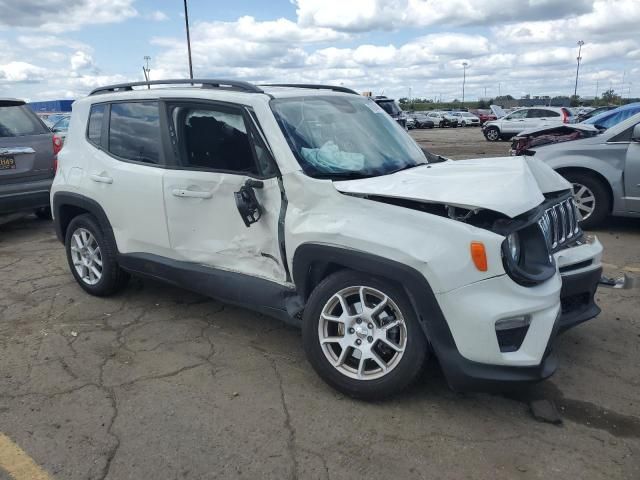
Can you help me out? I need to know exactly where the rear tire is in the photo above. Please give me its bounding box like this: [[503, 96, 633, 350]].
[[65, 214, 129, 296], [562, 172, 610, 229], [302, 270, 427, 400]]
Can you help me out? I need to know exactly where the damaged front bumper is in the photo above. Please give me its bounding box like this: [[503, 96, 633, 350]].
[[431, 237, 603, 392]]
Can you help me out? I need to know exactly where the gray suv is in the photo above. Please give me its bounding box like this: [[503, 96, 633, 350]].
[[0, 99, 61, 219]]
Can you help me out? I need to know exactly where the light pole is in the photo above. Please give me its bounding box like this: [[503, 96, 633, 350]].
[[183, 0, 194, 80], [462, 62, 468, 106], [143, 56, 151, 88], [573, 40, 584, 98]]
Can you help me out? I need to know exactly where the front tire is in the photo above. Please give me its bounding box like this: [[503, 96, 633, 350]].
[[485, 126, 500, 141], [65, 214, 129, 296], [562, 172, 610, 229], [302, 270, 427, 400]]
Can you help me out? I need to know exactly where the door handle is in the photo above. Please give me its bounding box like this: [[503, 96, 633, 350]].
[[172, 189, 212, 199], [90, 174, 113, 184]]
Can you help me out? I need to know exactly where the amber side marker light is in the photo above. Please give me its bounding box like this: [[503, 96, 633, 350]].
[[470, 242, 488, 271]]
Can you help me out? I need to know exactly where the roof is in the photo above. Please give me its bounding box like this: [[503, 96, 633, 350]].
[[87, 79, 358, 99]]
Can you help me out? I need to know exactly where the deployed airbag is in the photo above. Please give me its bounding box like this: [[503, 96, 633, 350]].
[[301, 141, 365, 173]]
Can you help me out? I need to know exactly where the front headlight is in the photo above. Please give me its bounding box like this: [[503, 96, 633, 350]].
[[506, 232, 521, 264], [500, 223, 555, 287]]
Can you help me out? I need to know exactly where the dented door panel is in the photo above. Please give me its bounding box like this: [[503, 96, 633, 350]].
[[162, 171, 286, 283]]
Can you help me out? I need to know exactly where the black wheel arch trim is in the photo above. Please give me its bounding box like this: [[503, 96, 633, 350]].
[[52, 192, 117, 249], [291, 243, 564, 391]]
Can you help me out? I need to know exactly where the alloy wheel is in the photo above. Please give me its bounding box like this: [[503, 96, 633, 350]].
[[486, 128, 499, 141], [70, 227, 103, 285], [318, 286, 407, 380], [572, 182, 596, 221]]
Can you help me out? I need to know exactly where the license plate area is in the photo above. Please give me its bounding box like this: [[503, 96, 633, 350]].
[[0, 155, 16, 170]]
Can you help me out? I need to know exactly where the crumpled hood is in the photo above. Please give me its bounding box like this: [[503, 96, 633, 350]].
[[516, 123, 598, 137], [333, 156, 571, 218]]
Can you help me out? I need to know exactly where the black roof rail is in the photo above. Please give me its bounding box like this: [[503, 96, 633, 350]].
[[260, 84, 359, 95], [89, 79, 264, 96]]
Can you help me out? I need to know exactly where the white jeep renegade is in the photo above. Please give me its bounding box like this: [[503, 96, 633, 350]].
[[52, 80, 604, 399]]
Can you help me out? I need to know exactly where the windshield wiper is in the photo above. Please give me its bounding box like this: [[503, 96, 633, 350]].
[[593, 123, 607, 130], [314, 171, 378, 180], [385, 163, 424, 175]]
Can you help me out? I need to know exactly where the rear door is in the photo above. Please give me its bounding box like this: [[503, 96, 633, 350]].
[[0, 101, 54, 185], [527, 108, 562, 129], [82, 101, 172, 256]]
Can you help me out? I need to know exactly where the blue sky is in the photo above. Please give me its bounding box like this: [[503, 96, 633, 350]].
[[1, 0, 638, 102]]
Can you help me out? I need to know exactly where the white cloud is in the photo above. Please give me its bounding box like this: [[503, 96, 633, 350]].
[[0, 61, 47, 82], [495, 0, 640, 44], [148, 10, 169, 22], [70, 51, 95, 72], [0, 0, 137, 31], [295, 0, 595, 31], [17, 35, 90, 51]]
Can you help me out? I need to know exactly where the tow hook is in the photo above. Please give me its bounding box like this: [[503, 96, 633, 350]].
[[598, 274, 638, 289]]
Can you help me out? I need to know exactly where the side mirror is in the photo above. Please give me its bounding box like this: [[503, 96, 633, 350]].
[[632, 124, 640, 142], [234, 179, 263, 227]]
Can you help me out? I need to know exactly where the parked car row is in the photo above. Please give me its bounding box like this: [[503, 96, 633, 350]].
[[405, 110, 482, 129]]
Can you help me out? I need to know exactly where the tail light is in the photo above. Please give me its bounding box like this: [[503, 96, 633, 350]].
[[52, 135, 63, 155], [52, 135, 63, 173], [561, 109, 569, 124]]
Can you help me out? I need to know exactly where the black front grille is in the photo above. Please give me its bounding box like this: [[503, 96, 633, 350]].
[[537, 198, 581, 252]]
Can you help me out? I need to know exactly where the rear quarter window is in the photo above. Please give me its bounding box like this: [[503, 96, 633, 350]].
[[87, 104, 105, 145], [108, 102, 161, 164], [0, 105, 49, 137]]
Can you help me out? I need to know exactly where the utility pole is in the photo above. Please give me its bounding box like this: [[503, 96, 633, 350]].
[[595, 80, 599, 99], [573, 40, 584, 97], [183, 0, 194, 80], [462, 62, 468, 107], [143, 56, 151, 89], [498, 82, 501, 98]]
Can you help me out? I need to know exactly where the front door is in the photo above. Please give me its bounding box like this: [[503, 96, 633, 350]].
[[500, 109, 529, 134], [161, 101, 287, 283]]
